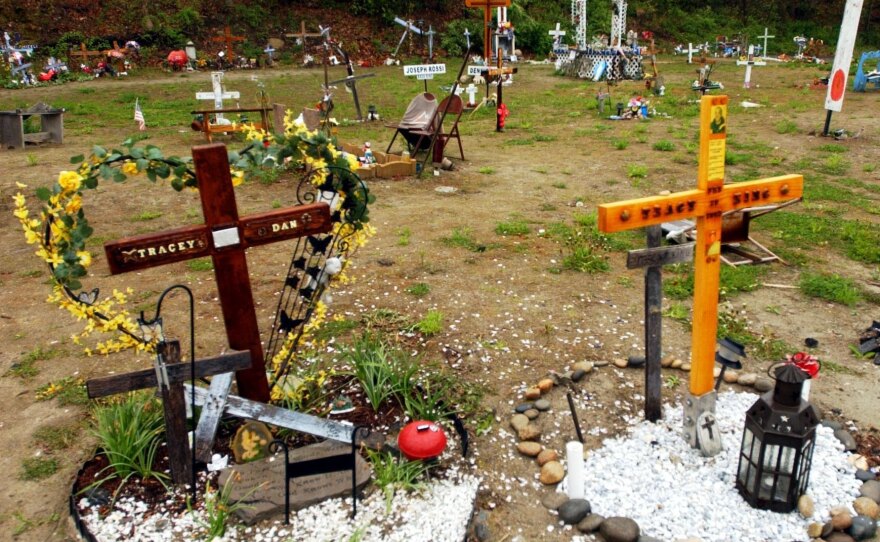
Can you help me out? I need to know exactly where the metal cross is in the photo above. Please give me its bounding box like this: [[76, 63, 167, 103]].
[[264, 45, 276, 63], [464, 28, 471, 51], [702, 416, 716, 439], [426, 25, 436, 61]]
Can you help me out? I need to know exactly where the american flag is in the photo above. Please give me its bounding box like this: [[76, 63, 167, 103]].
[[133, 98, 146, 131]]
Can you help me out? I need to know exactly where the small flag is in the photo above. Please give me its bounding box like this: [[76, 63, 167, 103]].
[[133, 98, 146, 131]]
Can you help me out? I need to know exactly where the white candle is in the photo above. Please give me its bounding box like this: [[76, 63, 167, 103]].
[[566, 441, 585, 499], [801, 378, 811, 401]]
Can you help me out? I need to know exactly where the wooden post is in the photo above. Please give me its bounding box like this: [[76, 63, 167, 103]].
[[156, 341, 192, 485], [644, 225, 662, 422], [465, 0, 511, 61]]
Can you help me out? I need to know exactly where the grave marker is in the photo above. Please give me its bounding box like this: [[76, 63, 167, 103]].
[[757, 28, 775, 59], [736, 45, 766, 89], [598, 95, 803, 450], [549, 22, 567, 52], [212, 26, 245, 60], [327, 43, 375, 121], [68, 42, 102, 67], [392, 17, 423, 59], [195, 71, 240, 123], [103, 144, 334, 402], [465, 0, 511, 60], [285, 22, 323, 64], [823, 0, 865, 135]]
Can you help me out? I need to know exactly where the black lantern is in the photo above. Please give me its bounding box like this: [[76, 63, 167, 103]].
[[735, 364, 820, 512], [715, 337, 745, 390]]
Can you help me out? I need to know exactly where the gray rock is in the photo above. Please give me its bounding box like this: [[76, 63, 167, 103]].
[[856, 469, 877, 482], [572, 369, 587, 382], [573, 361, 594, 373], [600, 516, 641, 542], [835, 428, 858, 452], [861, 480, 880, 503], [473, 510, 491, 542], [558, 498, 592, 524], [534, 399, 551, 411], [594, 359, 610, 367], [737, 373, 757, 386], [822, 419, 844, 431], [847, 515, 878, 541], [754, 377, 774, 392], [577, 513, 605, 533], [541, 492, 569, 510], [627, 355, 646, 367], [638, 537, 663, 542], [515, 403, 533, 413], [524, 409, 540, 420], [510, 414, 529, 432]]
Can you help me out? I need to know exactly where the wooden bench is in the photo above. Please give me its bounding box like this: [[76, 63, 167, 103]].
[[190, 107, 271, 142], [0, 103, 64, 149]]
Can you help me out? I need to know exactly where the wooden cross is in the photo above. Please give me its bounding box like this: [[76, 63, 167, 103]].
[[195, 71, 240, 124], [103, 144, 334, 403], [757, 28, 775, 58], [212, 26, 245, 60], [285, 21, 323, 59], [488, 55, 517, 132], [549, 22, 567, 50], [68, 43, 102, 65], [86, 340, 251, 483], [465, 0, 511, 61], [597, 95, 803, 445]]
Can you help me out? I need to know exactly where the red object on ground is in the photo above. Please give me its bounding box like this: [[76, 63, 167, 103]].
[[398, 421, 447, 460], [167, 50, 188, 68], [38, 70, 55, 82]]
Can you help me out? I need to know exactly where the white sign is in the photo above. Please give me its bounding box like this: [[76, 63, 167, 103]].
[[416, 74, 433, 80], [403, 64, 446, 77], [825, 0, 865, 112], [467, 65, 487, 76]]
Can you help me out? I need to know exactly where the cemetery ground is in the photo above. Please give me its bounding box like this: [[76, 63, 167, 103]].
[[1, 57, 880, 541]]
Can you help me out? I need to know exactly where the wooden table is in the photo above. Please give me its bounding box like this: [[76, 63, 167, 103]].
[[0, 105, 64, 149]]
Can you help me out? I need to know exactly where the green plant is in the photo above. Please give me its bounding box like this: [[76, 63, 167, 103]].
[[397, 227, 411, 246], [627, 164, 648, 178], [775, 120, 798, 134], [412, 310, 444, 336], [276, 357, 339, 416], [613, 138, 630, 150], [653, 140, 675, 152], [20, 457, 58, 481], [132, 210, 163, 221], [365, 449, 429, 513], [664, 374, 682, 388], [344, 335, 412, 412], [405, 283, 431, 297], [799, 272, 862, 306], [818, 143, 847, 153], [663, 303, 690, 322], [26, 153, 38, 167], [817, 154, 850, 175], [478, 166, 495, 174], [187, 258, 214, 271], [35, 376, 88, 405], [551, 181, 567, 189], [5, 358, 39, 379], [562, 246, 609, 273], [442, 227, 488, 253], [90, 391, 168, 491], [495, 219, 531, 236], [33, 422, 80, 451], [191, 473, 256, 540]]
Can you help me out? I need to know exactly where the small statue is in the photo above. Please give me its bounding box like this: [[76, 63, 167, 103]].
[[360, 142, 376, 165]]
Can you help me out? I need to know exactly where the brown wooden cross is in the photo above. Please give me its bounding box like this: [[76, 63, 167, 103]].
[[86, 340, 251, 484], [212, 26, 245, 60], [598, 95, 803, 447], [285, 21, 323, 57], [103, 144, 333, 403], [68, 43, 102, 65], [465, 0, 511, 61]]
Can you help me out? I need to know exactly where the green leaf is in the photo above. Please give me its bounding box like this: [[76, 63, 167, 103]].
[[99, 164, 113, 180], [137, 158, 149, 171], [146, 169, 157, 182], [35, 187, 52, 201], [154, 164, 170, 178], [83, 176, 98, 189], [130, 147, 144, 160], [67, 279, 82, 291], [69, 154, 84, 164], [171, 178, 184, 192], [146, 147, 163, 160], [113, 171, 126, 183], [92, 146, 107, 159]]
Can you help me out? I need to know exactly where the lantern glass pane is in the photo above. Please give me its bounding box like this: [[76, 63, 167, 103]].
[[763, 444, 779, 470], [742, 428, 753, 458], [779, 446, 795, 475], [773, 475, 791, 502]]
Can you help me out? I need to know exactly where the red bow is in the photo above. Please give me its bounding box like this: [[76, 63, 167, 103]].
[[785, 352, 820, 378]]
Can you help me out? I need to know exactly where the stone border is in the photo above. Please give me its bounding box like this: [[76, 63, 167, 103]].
[[500, 357, 879, 542]]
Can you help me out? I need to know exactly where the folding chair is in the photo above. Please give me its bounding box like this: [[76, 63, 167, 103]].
[[386, 93, 437, 154], [411, 94, 465, 161]]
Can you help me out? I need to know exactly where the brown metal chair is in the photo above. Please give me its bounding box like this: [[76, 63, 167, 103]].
[[410, 94, 466, 161]]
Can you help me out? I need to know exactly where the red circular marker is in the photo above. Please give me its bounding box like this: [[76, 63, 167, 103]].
[[398, 421, 447, 461], [830, 69, 846, 102]]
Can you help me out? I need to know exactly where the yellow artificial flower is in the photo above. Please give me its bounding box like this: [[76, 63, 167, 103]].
[[77, 251, 92, 267], [57, 171, 82, 193], [64, 195, 83, 214], [121, 161, 139, 176]]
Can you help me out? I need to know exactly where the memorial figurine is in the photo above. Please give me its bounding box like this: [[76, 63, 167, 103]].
[[360, 142, 376, 165]]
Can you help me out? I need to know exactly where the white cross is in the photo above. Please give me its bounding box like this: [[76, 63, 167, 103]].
[[687, 42, 700, 64], [465, 83, 478, 106], [195, 71, 240, 122], [758, 28, 775, 59], [464, 28, 471, 51], [549, 22, 567, 48]]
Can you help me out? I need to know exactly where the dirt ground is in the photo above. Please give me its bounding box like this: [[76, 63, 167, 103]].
[[1, 58, 879, 541]]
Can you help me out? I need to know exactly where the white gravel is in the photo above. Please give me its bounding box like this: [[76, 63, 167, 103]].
[[80, 467, 479, 542], [560, 391, 862, 542]]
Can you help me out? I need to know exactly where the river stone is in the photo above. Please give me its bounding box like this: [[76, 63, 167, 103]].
[[534, 399, 551, 411], [538, 378, 554, 392], [524, 408, 540, 420], [754, 377, 774, 392], [832, 511, 854, 531], [854, 496, 880, 519], [573, 361, 594, 374], [670, 358, 683, 369], [627, 356, 646, 367], [524, 387, 542, 400], [798, 494, 815, 518], [860, 480, 880, 503], [737, 373, 758, 386], [541, 491, 569, 510], [807, 522, 824, 538], [516, 441, 542, 457], [510, 414, 529, 432], [540, 461, 564, 484], [822, 419, 844, 430], [712, 366, 722, 378], [856, 469, 877, 482], [849, 454, 870, 471], [515, 403, 533, 413], [518, 424, 541, 441], [600, 516, 641, 542], [823, 521, 835, 537], [680, 362, 692, 372], [577, 513, 605, 533], [558, 498, 591, 524], [661, 355, 675, 367], [835, 429, 858, 452], [594, 359, 610, 367], [826, 533, 857, 542], [572, 369, 587, 382], [847, 515, 878, 540], [473, 510, 491, 542], [537, 448, 559, 466], [722, 369, 739, 383], [613, 358, 628, 368]]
